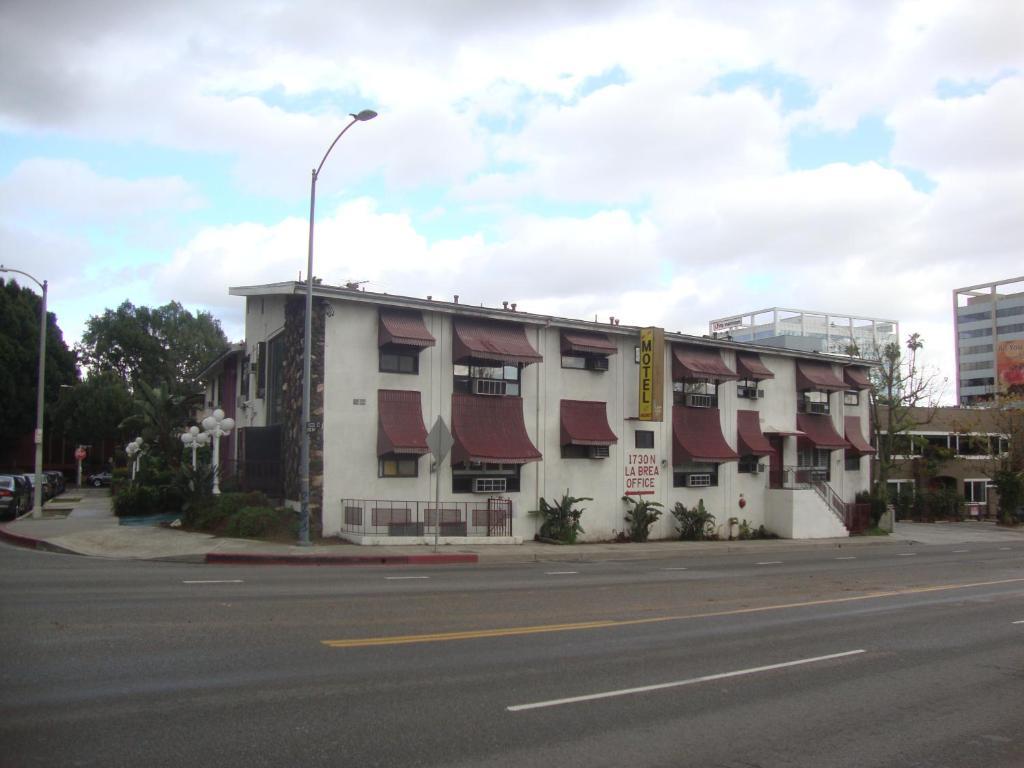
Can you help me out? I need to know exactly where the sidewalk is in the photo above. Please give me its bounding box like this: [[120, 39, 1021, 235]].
[[1, 487, 911, 566]]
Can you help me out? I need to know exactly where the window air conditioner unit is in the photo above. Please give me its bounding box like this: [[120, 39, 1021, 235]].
[[474, 379, 507, 396], [589, 445, 610, 459], [587, 356, 610, 371], [685, 394, 714, 408], [472, 477, 507, 493], [738, 386, 763, 399], [757, 463, 766, 473], [686, 473, 712, 487], [808, 401, 829, 414]]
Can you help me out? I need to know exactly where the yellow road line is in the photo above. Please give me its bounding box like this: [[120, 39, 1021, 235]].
[[321, 577, 1024, 649]]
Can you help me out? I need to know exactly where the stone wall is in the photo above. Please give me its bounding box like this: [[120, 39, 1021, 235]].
[[282, 296, 326, 535]]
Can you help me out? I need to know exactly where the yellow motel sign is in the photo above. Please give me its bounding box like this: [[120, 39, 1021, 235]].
[[638, 327, 664, 421]]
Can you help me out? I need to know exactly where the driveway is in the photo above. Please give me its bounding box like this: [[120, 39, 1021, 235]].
[[893, 520, 1024, 545]]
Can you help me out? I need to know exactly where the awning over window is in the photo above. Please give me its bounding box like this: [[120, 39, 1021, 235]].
[[453, 319, 542, 365], [672, 406, 739, 464], [796, 414, 850, 449], [763, 423, 804, 437], [843, 365, 872, 390], [672, 345, 739, 381], [736, 352, 775, 380], [844, 416, 876, 455], [737, 410, 774, 456], [377, 390, 429, 455], [560, 400, 618, 446], [560, 330, 617, 356], [378, 310, 435, 348], [451, 393, 542, 464], [795, 360, 847, 391]]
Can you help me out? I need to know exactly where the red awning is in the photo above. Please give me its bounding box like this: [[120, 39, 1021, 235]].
[[796, 414, 850, 449], [795, 360, 847, 391], [672, 346, 739, 381], [736, 352, 775, 380], [843, 365, 872, 390], [451, 393, 542, 464], [378, 310, 435, 348], [560, 400, 618, 446], [453, 319, 542, 365], [737, 410, 774, 456], [377, 390, 429, 455], [560, 330, 617, 356], [672, 406, 739, 463], [844, 416, 876, 455]]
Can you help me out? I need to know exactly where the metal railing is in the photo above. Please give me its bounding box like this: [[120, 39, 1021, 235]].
[[219, 459, 284, 498], [340, 497, 513, 538]]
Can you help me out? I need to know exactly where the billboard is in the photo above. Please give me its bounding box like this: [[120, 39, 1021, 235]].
[[996, 339, 1024, 398], [637, 327, 664, 421]]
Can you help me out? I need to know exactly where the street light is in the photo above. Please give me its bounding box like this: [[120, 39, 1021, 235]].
[[300, 109, 377, 545], [180, 426, 210, 470], [125, 437, 144, 482], [201, 408, 234, 495], [0, 265, 47, 519]]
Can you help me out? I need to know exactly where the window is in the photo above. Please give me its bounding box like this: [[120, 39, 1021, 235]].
[[266, 334, 286, 425], [240, 355, 250, 398], [844, 390, 859, 406], [452, 462, 521, 494], [256, 341, 267, 398], [798, 447, 831, 481], [963, 480, 988, 503], [561, 444, 610, 459], [673, 463, 719, 487], [844, 453, 861, 471], [379, 344, 420, 374], [887, 479, 915, 498], [635, 430, 654, 449], [991, 435, 1009, 455], [674, 379, 718, 407], [453, 364, 521, 396], [798, 390, 830, 414], [736, 379, 762, 400], [958, 328, 992, 340], [960, 376, 994, 388], [955, 434, 989, 456], [738, 456, 762, 474], [378, 454, 419, 478], [561, 354, 609, 371]]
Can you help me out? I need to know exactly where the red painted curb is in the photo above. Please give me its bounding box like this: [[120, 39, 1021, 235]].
[[205, 552, 478, 566], [0, 525, 42, 550]]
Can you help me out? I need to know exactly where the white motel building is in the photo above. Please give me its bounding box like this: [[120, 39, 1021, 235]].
[[199, 281, 876, 544]]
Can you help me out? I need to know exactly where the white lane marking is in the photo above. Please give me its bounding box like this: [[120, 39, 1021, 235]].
[[663, 567, 689, 571], [385, 576, 429, 580], [835, 556, 857, 560], [545, 571, 579, 575], [952, 549, 969, 553], [999, 547, 1012, 551], [508, 649, 866, 712], [756, 561, 783, 566], [1012, 620, 1024, 625], [897, 553, 917, 557], [183, 580, 244, 584]]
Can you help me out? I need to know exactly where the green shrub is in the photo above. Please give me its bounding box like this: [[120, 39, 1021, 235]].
[[622, 496, 663, 542], [222, 506, 296, 539], [186, 491, 274, 532], [113, 485, 162, 517], [673, 499, 715, 541], [530, 490, 591, 543]]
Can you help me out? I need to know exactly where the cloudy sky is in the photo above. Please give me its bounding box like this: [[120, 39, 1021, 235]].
[[1, 0, 1021, 399]]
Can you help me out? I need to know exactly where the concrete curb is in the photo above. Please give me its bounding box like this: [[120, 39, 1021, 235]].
[[204, 552, 479, 566], [0, 525, 82, 557]]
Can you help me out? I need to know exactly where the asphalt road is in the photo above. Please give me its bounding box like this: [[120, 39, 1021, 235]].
[[1, 540, 1022, 767]]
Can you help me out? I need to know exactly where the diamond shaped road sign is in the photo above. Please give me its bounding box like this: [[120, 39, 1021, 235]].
[[426, 416, 454, 463]]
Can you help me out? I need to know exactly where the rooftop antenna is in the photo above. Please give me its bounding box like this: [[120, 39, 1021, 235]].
[[344, 279, 369, 290]]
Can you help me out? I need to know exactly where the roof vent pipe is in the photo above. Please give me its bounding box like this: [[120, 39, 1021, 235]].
[[502, 301, 508, 310], [454, 295, 459, 304], [511, 303, 517, 312]]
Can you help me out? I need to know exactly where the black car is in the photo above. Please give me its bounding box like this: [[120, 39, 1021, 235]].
[[87, 471, 113, 488], [0, 474, 31, 520], [45, 470, 66, 496]]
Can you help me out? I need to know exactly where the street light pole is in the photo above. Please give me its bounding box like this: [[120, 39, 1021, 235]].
[[299, 109, 376, 546], [1, 265, 47, 518]]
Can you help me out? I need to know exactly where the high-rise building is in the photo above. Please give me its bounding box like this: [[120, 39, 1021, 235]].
[[708, 307, 898, 359], [954, 276, 1024, 406]]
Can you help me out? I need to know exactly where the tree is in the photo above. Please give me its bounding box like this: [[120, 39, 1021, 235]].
[[50, 372, 134, 448], [869, 333, 946, 504], [118, 380, 204, 464], [77, 300, 228, 393], [0, 278, 78, 447]]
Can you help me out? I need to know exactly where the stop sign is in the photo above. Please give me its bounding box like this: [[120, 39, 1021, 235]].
[[74, 447, 87, 461]]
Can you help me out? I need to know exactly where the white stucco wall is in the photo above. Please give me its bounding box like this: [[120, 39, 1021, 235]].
[[766, 489, 849, 538]]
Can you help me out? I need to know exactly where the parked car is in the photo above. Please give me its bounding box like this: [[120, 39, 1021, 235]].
[[20, 472, 54, 501], [87, 471, 113, 488], [44, 470, 65, 496], [0, 474, 31, 520]]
